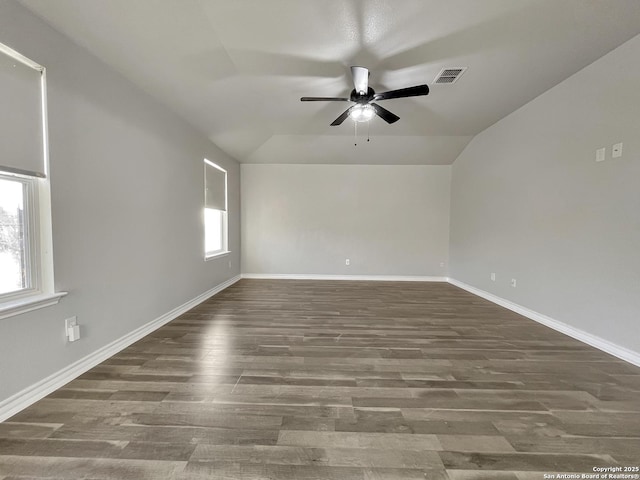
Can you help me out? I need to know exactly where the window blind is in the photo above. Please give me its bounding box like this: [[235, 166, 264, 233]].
[[0, 45, 45, 178], [205, 161, 227, 211]]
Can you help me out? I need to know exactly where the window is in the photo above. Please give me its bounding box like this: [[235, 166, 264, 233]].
[[0, 173, 37, 296], [204, 159, 228, 258], [0, 42, 62, 318]]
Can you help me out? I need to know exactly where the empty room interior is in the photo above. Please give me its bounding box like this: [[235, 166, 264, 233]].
[[1, 1, 639, 479]]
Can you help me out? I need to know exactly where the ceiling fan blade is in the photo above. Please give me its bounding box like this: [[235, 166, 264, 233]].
[[370, 103, 400, 124], [373, 84, 429, 101], [351, 66, 369, 95], [330, 106, 356, 126], [301, 97, 349, 102]]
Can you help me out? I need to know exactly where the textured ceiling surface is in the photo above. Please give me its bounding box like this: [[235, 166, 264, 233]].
[[19, 0, 640, 165]]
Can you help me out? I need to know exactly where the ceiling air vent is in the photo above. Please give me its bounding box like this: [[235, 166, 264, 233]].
[[434, 67, 467, 84]]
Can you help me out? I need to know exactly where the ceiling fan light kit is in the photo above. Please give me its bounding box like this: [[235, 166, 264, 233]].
[[349, 104, 375, 122], [300, 65, 430, 127]]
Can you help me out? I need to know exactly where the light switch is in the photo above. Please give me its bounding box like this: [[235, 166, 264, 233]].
[[595, 147, 606, 162], [612, 142, 623, 158]]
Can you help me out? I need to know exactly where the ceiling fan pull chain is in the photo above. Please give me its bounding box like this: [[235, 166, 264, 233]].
[[367, 121, 370, 142], [354, 121, 358, 146]]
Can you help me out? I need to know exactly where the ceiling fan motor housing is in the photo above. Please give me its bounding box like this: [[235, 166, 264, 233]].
[[350, 87, 375, 104]]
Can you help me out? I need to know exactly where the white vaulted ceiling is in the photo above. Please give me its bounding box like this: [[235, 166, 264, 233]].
[[18, 0, 640, 165]]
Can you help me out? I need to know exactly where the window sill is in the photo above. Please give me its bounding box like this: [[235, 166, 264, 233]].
[[205, 250, 231, 261], [0, 292, 68, 320]]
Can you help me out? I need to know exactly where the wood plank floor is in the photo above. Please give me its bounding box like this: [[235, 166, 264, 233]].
[[1, 279, 639, 479]]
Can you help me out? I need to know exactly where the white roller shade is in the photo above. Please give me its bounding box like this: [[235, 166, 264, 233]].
[[0, 45, 45, 178], [205, 161, 227, 211]]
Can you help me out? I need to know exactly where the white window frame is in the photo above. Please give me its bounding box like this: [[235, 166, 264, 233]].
[[204, 159, 229, 260], [0, 172, 40, 301], [0, 43, 65, 320]]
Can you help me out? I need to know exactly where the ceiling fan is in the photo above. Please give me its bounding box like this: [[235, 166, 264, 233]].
[[301, 66, 429, 126]]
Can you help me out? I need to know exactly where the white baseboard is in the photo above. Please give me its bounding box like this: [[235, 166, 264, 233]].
[[0, 275, 241, 423], [448, 278, 640, 367], [242, 273, 448, 282]]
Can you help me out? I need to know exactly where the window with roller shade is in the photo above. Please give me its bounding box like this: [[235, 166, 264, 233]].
[[204, 159, 228, 258], [0, 42, 58, 314]]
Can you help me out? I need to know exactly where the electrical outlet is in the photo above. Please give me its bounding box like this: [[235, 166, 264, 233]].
[[490, 273, 496, 281], [65, 316, 77, 331], [228, 260, 232, 269], [345, 259, 350, 266], [65, 316, 80, 342], [511, 278, 517, 288]]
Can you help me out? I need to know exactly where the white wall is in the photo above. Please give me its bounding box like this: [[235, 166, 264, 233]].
[[450, 34, 640, 355], [0, 1, 240, 404], [242, 164, 451, 277]]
